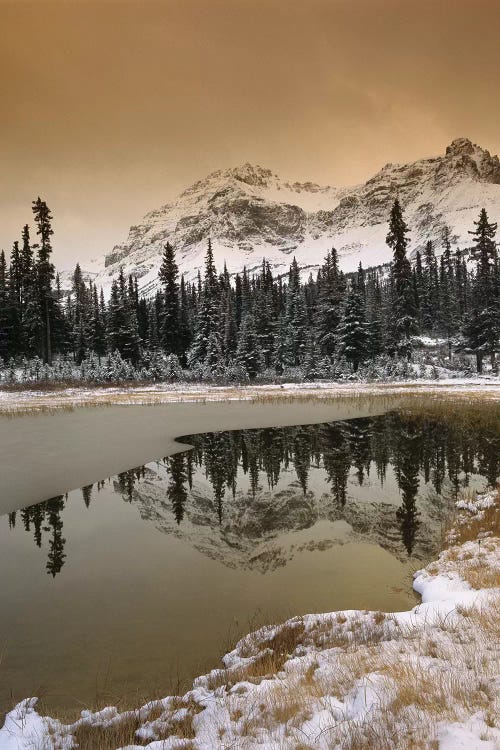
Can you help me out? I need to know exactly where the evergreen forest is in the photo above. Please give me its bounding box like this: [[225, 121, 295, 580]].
[[1, 198, 499, 384]]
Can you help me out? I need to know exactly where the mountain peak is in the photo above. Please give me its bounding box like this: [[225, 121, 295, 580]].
[[228, 163, 275, 186], [93, 139, 500, 297], [446, 137, 478, 156]]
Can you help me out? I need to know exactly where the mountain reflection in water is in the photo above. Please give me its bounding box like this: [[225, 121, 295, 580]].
[[8, 412, 500, 577]]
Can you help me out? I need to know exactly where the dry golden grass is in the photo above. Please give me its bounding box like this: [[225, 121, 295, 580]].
[[384, 661, 488, 716], [71, 712, 147, 750], [0, 379, 154, 392], [206, 619, 307, 690], [305, 598, 497, 748], [207, 589, 499, 750], [452, 500, 500, 546], [456, 596, 500, 640], [433, 486, 500, 588], [69, 695, 199, 750], [1, 381, 500, 418], [399, 397, 500, 432], [207, 611, 403, 693], [262, 681, 316, 729], [458, 558, 500, 589]]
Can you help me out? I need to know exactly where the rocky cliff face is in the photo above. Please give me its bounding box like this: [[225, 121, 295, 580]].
[[87, 138, 500, 295]]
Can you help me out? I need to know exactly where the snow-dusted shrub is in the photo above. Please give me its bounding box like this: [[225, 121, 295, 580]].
[[40, 363, 52, 381], [225, 361, 250, 384], [328, 355, 350, 380], [99, 351, 132, 381], [417, 360, 427, 378], [281, 366, 306, 382], [358, 359, 380, 381], [303, 357, 320, 381], [5, 358, 17, 384], [164, 354, 182, 381], [59, 358, 75, 381], [182, 362, 205, 383], [141, 349, 167, 381], [28, 357, 43, 381], [255, 367, 277, 383], [453, 353, 474, 374], [315, 357, 334, 379]]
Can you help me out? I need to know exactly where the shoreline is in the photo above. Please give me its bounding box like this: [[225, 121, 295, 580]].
[[1, 378, 500, 415], [1, 384, 499, 517], [0, 396, 395, 516]]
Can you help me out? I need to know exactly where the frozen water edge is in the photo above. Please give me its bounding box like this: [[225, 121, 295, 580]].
[[1, 492, 498, 749]]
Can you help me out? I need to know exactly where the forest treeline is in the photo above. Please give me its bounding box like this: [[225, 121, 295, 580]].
[[0, 198, 499, 383]]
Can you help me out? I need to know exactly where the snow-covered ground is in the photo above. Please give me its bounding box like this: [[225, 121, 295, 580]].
[[0, 487, 498, 749], [1, 378, 500, 414]]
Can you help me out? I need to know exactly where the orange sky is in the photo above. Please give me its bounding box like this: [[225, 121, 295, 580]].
[[1, 0, 499, 266]]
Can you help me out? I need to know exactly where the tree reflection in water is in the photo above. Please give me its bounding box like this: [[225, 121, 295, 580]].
[[8, 412, 500, 575]]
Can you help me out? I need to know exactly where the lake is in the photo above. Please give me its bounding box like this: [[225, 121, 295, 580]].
[[0, 400, 498, 713]]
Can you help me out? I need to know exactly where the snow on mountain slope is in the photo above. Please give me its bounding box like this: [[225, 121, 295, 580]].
[[83, 138, 500, 296]]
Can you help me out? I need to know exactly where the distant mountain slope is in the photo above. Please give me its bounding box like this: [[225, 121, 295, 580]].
[[83, 138, 500, 296]]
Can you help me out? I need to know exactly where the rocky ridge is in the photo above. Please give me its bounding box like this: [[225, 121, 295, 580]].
[[84, 138, 500, 295]]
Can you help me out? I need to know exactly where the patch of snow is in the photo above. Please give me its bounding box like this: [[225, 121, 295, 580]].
[[437, 714, 498, 750]]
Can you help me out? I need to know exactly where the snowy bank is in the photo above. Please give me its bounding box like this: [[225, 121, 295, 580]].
[[1, 490, 498, 750], [0, 378, 500, 415]]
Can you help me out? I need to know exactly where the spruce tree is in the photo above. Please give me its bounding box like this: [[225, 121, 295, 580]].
[[463, 208, 499, 371], [7, 247, 23, 357], [283, 257, 308, 366], [0, 251, 11, 360], [159, 242, 180, 355], [336, 285, 371, 372], [253, 260, 275, 368], [71, 263, 89, 362], [437, 232, 459, 359], [223, 292, 238, 361], [387, 199, 418, 357], [421, 240, 439, 331], [89, 285, 107, 360], [235, 312, 260, 378], [32, 198, 55, 363], [147, 301, 160, 350], [107, 276, 127, 356], [188, 239, 222, 369], [123, 275, 141, 364], [20, 225, 33, 299], [178, 275, 192, 362], [22, 258, 43, 358], [316, 249, 344, 356], [365, 270, 384, 356]]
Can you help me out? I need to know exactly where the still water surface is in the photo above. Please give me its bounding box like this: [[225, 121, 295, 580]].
[[0, 408, 498, 712]]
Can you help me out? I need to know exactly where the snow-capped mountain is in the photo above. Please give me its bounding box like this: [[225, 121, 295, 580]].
[[85, 138, 500, 296]]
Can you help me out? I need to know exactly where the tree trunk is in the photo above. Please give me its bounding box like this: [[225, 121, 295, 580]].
[[476, 352, 483, 374], [45, 297, 52, 366], [491, 351, 497, 374]]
